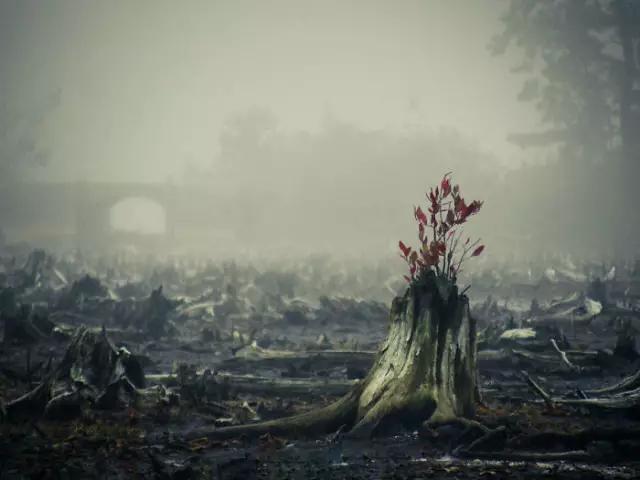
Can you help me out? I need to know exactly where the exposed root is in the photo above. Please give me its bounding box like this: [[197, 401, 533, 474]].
[[425, 416, 490, 434], [186, 384, 362, 440]]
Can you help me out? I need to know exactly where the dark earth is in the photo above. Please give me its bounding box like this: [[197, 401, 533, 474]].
[[2, 248, 640, 479]]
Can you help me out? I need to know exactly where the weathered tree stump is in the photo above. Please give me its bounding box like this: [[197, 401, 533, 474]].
[[187, 272, 478, 439], [348, 273, 477, 435]]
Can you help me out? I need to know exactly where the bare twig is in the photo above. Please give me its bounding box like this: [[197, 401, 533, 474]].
[[521, 370, 555, 408], [550, 339, 580, 372]]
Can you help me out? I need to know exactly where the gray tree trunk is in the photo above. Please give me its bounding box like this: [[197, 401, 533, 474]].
[[349, 277, 477, 435]]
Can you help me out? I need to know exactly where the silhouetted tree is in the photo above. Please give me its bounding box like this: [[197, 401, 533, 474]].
[[491, 0, 640, 164], [0, 88, 59, 183]]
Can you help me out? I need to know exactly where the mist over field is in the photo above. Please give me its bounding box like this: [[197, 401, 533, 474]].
[[0, 0, 638, 259]]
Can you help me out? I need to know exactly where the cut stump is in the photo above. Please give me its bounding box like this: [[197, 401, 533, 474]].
[[187, 272, 478, 439]]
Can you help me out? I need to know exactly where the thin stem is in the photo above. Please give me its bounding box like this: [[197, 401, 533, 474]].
[[446, 229, 462, 279], [455, 238, 481, 275], [437, 190, 448, 276]]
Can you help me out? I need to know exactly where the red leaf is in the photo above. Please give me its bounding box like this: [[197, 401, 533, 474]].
[[414, 206, 428, 225], [471, 245, 485, 257], [422, 252, 435, 267], [399, 240, 411, 258], [418, 223, 425, 242], [459, 201, 479, 220], [441, 175, 451, 197], [403, 275, 412, 283], [466, 200, 483, 217]]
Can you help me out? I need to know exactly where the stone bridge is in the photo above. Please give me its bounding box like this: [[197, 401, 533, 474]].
[[0, 181, 254, 251]]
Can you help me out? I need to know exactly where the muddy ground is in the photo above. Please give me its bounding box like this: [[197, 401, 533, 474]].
[[2, 250, 640, 479]]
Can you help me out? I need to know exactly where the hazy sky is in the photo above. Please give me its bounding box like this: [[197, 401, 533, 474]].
[[1, 0, 536, 183]]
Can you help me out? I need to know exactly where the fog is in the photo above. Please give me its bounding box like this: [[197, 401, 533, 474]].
[[1, 0, 638, 260], [6, 4, 640, 475]]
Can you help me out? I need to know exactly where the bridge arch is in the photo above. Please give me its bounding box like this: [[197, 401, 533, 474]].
[[73, 182, 176, 248], [109, 196, 167, 235]]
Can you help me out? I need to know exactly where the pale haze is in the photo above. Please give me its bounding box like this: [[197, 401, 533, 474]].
[[1, 0, 534, 183]]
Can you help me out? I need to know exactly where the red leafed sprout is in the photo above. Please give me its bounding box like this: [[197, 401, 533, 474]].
[[399, 173, 484, 284]]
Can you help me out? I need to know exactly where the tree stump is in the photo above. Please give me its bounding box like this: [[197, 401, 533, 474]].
[[188, 271, 478, 439], [349, 273, 477, 435]]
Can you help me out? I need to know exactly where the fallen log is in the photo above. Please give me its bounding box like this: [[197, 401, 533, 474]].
[[458, 450, 591, 462], [511, 427, 640, 450], [522, 368, 640, 413], [587, 368, 640, 395], [221, 348, 549, 375], [218, 350, 376, 376], [147, 373, 356, 398]]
